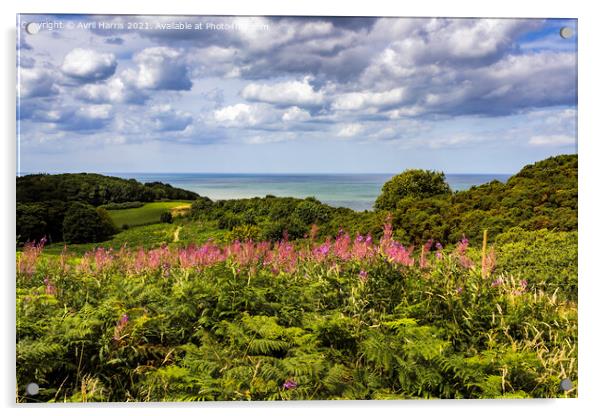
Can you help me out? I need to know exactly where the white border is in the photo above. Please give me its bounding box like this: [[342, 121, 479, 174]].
[[3, 1, 601, 415]]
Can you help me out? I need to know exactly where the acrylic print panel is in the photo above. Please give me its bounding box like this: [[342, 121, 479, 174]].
[[16, 14, 577, 402]]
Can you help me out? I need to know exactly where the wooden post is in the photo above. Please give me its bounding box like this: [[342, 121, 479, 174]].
[[481, 229, 488, 277]]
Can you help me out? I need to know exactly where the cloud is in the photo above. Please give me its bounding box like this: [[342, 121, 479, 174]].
[[105, 37, 124, 45], [76, 77, 147, 104], [282, 106, 311, 122], [18, 67, 58, 98], [125, 47, 192, 91], [332, 87, 406, 111], [241, 77, 325, 107], [150, 105, 193, 132], [61, 48, 117, 82], [528, 134, 576, 147], [40, 104, 114, 132], [213, 103, 276, 128], [337, 123, 364, 138]]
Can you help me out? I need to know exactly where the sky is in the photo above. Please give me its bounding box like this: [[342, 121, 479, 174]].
[[17, 15, 577, 174]]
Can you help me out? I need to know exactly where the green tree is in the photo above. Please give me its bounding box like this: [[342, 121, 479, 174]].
[[62, 202, 116, 243], [375, 169, 451, 211], [160, 210, 173, 224]]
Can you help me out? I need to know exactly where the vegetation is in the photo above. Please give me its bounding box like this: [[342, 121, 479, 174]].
[[16, 221, 577, 401], [62, 203, 117, 244], [14, 154, 578, 401], [17, 173, 199, 205], [16, 173, 197, 244], [108, 201, 191, 229], [374, 169, 451, 211]]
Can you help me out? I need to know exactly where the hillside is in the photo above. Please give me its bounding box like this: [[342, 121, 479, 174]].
[[17, 173, 199, 205]]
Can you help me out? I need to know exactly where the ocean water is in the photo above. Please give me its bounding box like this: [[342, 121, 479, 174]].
[[107, 173, 511, 211]]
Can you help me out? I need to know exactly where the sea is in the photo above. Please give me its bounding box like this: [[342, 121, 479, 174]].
[[106, 173, 512, 212]]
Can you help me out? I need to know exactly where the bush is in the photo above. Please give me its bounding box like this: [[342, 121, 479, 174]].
[[375, 169, 451, 211], [293, 200, 331, 225], [190, 197, 213, 218], [101, 201, 144, 210], [62, 202, 116, 243], [160, 211, 173, 224], [261, 219, 306, 241], [229, 224, 261, 242]]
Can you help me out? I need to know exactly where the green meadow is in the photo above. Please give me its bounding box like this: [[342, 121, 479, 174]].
[[108, 201, 192, 228]]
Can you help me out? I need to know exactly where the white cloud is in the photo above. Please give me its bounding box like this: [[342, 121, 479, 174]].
[[76, 77, 146, 104], [61, 48, 117, 82], [77, 104, 113, 120], [213, 103, 276, 127], [282, 106, 311, 122], [528, 134, 576, 147], [241, 77, 325, 107], [337, 123, 364, 138], [332, 87, 406, 111]]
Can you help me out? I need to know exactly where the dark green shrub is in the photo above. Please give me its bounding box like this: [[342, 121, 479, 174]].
[[62, 202, 116, 243], [160, 210, 173, 224]]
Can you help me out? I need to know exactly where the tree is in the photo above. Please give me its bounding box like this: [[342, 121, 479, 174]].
[[62, 202, 116, 243], [375, 169, 451, 211], [160, 210, 173, 224], [190, 197, 213, 218], [96, 207, 118, 235]]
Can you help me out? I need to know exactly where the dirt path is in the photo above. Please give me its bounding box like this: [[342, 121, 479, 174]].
[[173, 226, 182, 243]]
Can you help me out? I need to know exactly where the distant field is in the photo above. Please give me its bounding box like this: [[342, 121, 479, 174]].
[[108, 200, 192, 228]]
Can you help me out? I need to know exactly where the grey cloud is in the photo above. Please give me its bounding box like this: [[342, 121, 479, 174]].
[[124, 47, 192, 91], [18, 67, 59, 98], [150, 105, 193, 131]]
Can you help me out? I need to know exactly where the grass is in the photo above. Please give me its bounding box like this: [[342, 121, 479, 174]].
[[41, 219, 227, 256], [108, 201, 192, 228], [43, 223, 178, 255]]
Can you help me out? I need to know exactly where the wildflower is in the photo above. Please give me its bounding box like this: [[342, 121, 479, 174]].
[[17, 238, 46, 277], [359, 270, 368, 283], [283, 379, 297, 390], [491, 277, 503, 288], [43, 277, 57, 296], [456, 287, 463, 294]]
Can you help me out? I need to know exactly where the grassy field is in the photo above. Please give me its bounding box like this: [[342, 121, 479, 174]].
[[108, 201, 192, 228], [41, 220, 229, 256]]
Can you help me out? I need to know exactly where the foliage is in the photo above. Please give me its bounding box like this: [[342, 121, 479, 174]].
[[160, 211, 174, 224], [495, 228, 578, 300], [375, 169, 451, 211], [17, 173, 199, 205], [387, 155, 577, 245], [16, 221, 577, 402], [16, 173, 200, 244], [62, 203, 117, 244], [100, 201, 144, 210]]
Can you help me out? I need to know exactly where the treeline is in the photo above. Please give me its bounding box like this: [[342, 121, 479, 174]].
[[16, 173, 199, 244], [387, 154, 577, 244], [189, 154, 577, 246], [17, 173, 199, 205]]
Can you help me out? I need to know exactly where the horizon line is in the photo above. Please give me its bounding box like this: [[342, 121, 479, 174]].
[[18, 171, 516, 176]]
